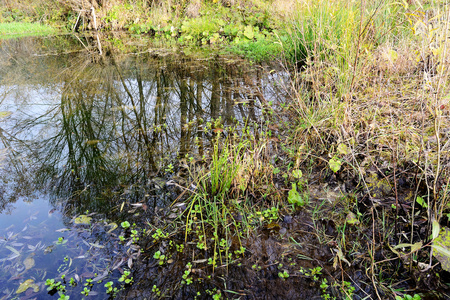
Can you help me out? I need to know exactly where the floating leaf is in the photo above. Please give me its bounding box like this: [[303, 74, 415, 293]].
[[328, 157, 341, 173], [44, 245, 55, 254], [86, 140, 101, 145], [0, 111, 12, 119], [16, 279, 39, 294], [5, 245, 20, 256], [346, 212, 360, 225], [23, 256, 35, 270], [432, 226, 450, 271], [74, 215, 92, 225]]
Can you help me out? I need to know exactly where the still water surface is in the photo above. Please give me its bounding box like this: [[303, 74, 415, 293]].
[[0, 35, 281, 299]]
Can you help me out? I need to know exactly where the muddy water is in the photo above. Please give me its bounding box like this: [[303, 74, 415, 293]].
[[0, 35, 284, 299]]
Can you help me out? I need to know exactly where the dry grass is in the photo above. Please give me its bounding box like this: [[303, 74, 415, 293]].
[[282, 0, 450, 296]]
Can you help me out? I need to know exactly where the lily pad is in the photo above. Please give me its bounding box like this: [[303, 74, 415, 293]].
[[74, 215, 92, 225], [16, 279, 39, 294], [432, 226, 450, 272]]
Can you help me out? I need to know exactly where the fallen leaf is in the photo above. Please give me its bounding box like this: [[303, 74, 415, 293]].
[[346, 212, 360, 225], [106, 222, 118, 233], [23, 256, 35, 270], [0, 111, 12, 119], [74, 215, 92, 225], [16, 279, 39, 294], [5, 246, 20, 256]]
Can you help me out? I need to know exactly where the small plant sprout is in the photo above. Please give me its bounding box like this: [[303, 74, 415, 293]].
[[130, 229, 139, 242], [120, 221, 131, 229], [55, 237, 67, 245], [152, 285, 161, 296], [45, 278, 64, 292], [81, 287, 90, 296], [278, 270, 289, 279], [58, 293, 70, 300], [69, 277, 76, 287], [105, 281, 118, 295], [152, 228, 168, 240], [118, 270, 133, 284], [153, 250, 166, 265]]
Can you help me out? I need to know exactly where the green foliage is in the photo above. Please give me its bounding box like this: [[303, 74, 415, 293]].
[[118, 270, 133, 285], [229, 35, 283, 62], [179, 15, 223, 45], [395, 294, 421, 300], [0, 22, 57, 38], [121, 221, 131, 229], [288, 182, 306, 207], [278, 270, 289, 279], [153, 250, 166, 265], [328, 157, 341, 173]]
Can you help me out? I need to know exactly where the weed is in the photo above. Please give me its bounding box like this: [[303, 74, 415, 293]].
[[118, 270, 133, 285]]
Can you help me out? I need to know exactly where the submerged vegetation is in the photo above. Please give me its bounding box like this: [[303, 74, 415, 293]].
[[1, 0, 450, 299]]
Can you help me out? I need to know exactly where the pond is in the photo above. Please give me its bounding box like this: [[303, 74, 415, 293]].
[[0, 35, 285, 299]]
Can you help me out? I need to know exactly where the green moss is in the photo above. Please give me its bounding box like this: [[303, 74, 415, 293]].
[[365, 172, 392, 198]]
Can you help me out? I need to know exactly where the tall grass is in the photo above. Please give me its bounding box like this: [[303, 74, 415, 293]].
[[283, 0, 450, 296], [185, 136, 250, 267]]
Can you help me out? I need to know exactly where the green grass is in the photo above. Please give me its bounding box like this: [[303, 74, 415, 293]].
[[0, 22, 57, 38]]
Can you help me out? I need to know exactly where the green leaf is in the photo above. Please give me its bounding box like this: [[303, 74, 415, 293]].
[[16, 279, 39, 294], [292, 169, 302, 179], [288, 183, 305, 207], [432, 218, 440, 240], [392, 242, 422, 254], [74, 215, 92, 225], [411, 241, 422, 253], [337, 143, 348, 155], [328, 157, 341, 173], [416, 196, 427, 208], [243, 25, 254, 40]]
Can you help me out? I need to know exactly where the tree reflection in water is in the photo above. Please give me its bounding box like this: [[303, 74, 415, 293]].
[[0, 36, 284, 222]]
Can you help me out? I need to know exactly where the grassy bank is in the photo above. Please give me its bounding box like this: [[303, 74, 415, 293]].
[[0, 22, 58, 38]]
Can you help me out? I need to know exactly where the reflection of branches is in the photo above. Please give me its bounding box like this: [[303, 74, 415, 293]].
[[1, 47, 280, 218]]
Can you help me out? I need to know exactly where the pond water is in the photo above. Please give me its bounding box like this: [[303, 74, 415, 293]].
[[0, 35, 284, 299]]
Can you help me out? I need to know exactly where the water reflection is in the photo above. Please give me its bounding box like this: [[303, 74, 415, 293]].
[[0, 36, 283, 220], [0, 35, 283, 298]]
